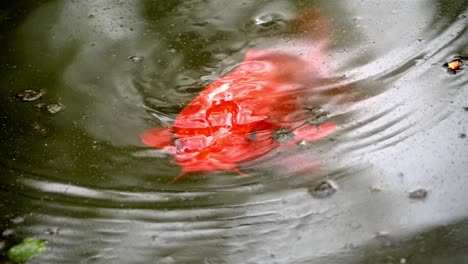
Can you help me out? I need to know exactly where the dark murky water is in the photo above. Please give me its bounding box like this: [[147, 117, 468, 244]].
[[1, 0, 467, 263]]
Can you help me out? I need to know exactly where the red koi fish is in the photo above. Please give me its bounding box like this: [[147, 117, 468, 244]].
[[142, 9, 336, 180]]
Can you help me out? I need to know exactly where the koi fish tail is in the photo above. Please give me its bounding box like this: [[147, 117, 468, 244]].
[[141, 127, 173, 149]]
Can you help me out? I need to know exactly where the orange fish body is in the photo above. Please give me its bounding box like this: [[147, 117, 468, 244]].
[[142, 9, 336, 178]]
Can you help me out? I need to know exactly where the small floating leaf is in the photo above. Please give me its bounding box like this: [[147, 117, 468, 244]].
[[7, 238, 46, 263]]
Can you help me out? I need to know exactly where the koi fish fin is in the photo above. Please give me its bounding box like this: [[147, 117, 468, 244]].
[[231, 167, 246, 176], [293, 122, 336, 142], [141, 127, 173, 148], [170, 170, 186, 183]]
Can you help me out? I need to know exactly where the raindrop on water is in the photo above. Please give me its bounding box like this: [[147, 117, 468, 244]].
[[255, 13, 283, 28], [409, 188, 428, 200], [309, 180, 337, 198], [128, 55, 144, 63]]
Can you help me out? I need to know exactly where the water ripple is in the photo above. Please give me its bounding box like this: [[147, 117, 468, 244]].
[[1, 1, 467, 263]]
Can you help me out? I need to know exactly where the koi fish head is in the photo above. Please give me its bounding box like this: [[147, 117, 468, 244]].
[[144, 89, 280, 166]]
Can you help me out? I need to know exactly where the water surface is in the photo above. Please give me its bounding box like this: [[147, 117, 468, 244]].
[[1, 0, 467, 263]]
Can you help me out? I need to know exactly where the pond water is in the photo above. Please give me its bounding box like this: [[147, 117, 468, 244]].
[[1, 0, 467, 263]]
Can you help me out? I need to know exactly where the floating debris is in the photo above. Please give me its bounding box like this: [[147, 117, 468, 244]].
[[375, 230, 390, 237], [271, 128, 294, 143], [2, 229, 15, 237], [296, 139, 307, 148], [35, 103, 45, 108], [44, 227, 60, 236], [460, 133, 467, 139], [409, 188, 428, 200], [16, 89, 43, 102], [309, 180, 337, 198], [255, 13, 283, 28], [369, 185, 383, 192], [443, 56, 466, 74], [305, 106, 329, 125], [10, 216, 25, 224], [447, 59, 461, 71], [46, 103, 64, 114], [128, 55, 143, 63], [7, 237, 46, 263]]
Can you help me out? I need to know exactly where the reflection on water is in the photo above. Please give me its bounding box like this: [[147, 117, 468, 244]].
[[0, 0, 467, 263]]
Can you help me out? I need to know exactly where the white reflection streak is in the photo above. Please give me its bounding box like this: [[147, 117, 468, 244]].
[[21, 178, 169, 202], [23, 178, 105, 198], [21, 178, 271, 205]]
